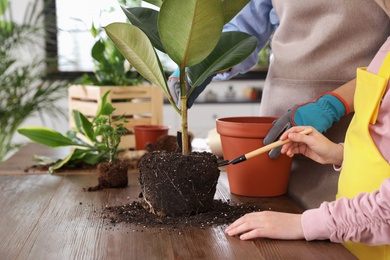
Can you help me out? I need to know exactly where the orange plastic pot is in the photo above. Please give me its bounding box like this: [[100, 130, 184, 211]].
[[216, 117, 292, 197], [134, 125, 169, 150]]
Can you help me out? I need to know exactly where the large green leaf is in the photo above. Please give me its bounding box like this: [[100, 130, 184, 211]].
[[158, 0, 224, 67], [187, 31, 258, 88], [121, 7, 165, 52], [222, 0, 251, 24], [47, 148, 102, 174], [17, 127, 79, 148], [104, 23, 168, 94], [73, 110, 94, 142]]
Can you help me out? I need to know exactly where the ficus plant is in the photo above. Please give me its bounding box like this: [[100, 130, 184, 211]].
[[17, 91, 128, 174], [104, 0, 258, 155]]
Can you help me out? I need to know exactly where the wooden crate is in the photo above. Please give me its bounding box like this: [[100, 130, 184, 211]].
[[68, 85, 164, 149]]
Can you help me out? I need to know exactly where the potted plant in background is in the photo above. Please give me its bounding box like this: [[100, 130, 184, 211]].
[[68, 0, 164, 151], [104, 0, 258, 216], [0, 0, 69, 162], [18, 91, 130, 190]]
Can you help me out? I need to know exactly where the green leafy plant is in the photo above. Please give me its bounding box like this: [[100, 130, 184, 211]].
[[93, 94, 128, 162], [74, 1, 145, 86], [104, 0, 258, 155], [0, 0, 69, 162], [17, 91, 128, 173]]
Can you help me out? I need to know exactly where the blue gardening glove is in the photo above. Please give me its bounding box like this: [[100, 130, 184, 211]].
[[264, 92, 348, 159], [167, 68, 213, 108]]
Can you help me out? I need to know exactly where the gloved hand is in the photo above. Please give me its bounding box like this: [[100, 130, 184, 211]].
[[264, 92, 348, 158], [167, 67, 213, 108]]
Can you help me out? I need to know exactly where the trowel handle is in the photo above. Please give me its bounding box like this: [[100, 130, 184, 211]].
[[245, 128, 313, 160]]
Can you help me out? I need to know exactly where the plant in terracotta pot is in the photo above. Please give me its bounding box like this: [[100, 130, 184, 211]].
[[104, 0, 258, 216], [18, 91, 130, 189]]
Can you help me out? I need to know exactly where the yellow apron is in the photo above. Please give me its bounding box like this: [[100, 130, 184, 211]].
[[336, 53, 390, 259]]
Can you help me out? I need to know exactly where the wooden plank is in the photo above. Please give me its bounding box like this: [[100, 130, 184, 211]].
[[0, 175, 63, 259], [0, 145, 357, 259], [16, 172, 266, 259], [0, 143, 72, 176], [115, 101, 152, 115], [254, 239, 356, 259]]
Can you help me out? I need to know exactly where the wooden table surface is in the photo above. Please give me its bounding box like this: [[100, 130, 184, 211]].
[[0, 143, 356, 259]]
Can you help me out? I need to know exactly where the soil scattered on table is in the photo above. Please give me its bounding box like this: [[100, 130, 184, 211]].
[[101, 199, 261, 231]]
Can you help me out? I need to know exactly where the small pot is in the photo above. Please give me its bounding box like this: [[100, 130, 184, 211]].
[[216, 116, 292, 197], [134, 125, 169, 150]]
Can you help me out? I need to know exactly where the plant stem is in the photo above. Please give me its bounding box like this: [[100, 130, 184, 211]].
[[180, 67, 189, 155], [180, 98, 189, 155]]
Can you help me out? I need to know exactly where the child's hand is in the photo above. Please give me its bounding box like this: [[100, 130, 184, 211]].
[[280, 126, 343, 166], [225, 211, 304, 240]]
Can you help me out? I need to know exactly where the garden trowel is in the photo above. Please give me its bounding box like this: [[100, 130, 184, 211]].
[[218, 128, 312, 167]]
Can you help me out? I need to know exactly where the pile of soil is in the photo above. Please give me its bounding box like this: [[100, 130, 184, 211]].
[[138, 150, 220, 217], [101, 199, 261, 230], [86, 160, 128, 192]]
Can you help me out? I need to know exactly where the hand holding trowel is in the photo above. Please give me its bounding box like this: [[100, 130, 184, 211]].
[[218, 128, 312, 167]]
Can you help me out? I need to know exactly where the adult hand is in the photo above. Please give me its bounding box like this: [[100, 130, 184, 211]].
[[264, 92, 348, 158], [167, 67, 213, 108], [280, 126, 344, 166], [167, 68, 189, 108], [225, 211, 304, 240]]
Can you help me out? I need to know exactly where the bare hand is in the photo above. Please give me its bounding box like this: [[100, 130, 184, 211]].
[[225, 211, 304, 240], [280, 126, 343, 166]]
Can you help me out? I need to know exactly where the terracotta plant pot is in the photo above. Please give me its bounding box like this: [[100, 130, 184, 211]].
[[134, 125, 169, 150], [216, 117, 293, 197]]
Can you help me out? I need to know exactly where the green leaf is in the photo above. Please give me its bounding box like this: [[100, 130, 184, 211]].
[[91, 39, 106, 65], [121, 7, 165, 52], [95, 91, 114, 117], [0, 0, 9, 16], [158, 0, 224, 67], [222, 0, 251, 24], [90, 23, 99, 38], [73, 110, 95, 142], [188, 31, 258, 87], [104, 22, 168, 94], [33, 155, 59, 165], [81, 152, 106, 165], [17, 127, 78, 148], [48, 148, 98, 174], [100, 102, 115, 116]]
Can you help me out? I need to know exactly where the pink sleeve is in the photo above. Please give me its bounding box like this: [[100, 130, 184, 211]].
[[301, 177, 390, 245]]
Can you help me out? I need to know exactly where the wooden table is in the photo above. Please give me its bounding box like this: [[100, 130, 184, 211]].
[[0, 144, 356, 259]]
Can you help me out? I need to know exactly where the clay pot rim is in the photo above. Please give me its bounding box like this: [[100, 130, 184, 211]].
[[134, 125, 170, 131], [216, 116, 279, 125], [216, 116, 279, 139]]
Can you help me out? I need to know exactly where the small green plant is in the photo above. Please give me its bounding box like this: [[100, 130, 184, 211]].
[[93, 96, 128, 162], [17, 91, 128, 173]]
